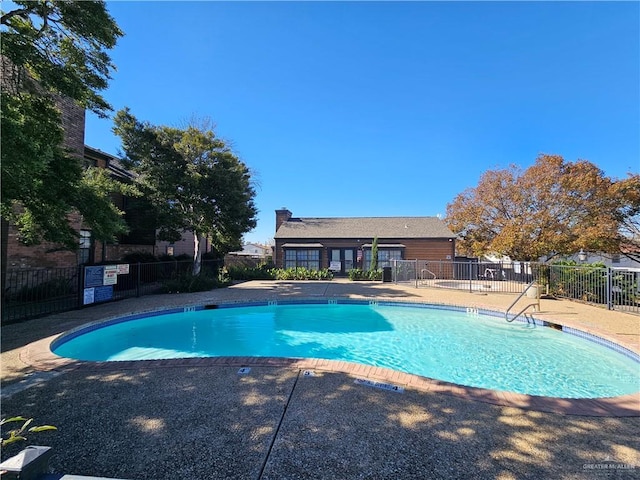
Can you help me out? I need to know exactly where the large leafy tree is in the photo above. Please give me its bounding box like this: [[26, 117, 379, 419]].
[[1, 0, 127, 298], [611, 175, 640, 262], [445, 154, 640, 261], [113, 109, 258, 274], [1, 0, 122, 115], [1, 92, 133, 249]]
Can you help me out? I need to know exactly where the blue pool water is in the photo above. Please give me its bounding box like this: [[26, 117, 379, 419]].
[[52, 303, 640, 398]]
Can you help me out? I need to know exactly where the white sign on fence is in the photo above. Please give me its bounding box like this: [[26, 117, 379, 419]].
[[103, 265, 118, 285], [83, 288, 95, 305]]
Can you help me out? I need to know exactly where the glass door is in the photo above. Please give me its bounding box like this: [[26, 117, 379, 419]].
[[329, 249, 356, 275], [343, 249, 354, 271]]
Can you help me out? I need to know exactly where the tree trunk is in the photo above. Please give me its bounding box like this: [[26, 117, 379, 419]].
[[193, 232, 203, 276]]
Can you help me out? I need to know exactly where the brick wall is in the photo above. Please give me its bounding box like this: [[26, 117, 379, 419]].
[[55, 94, 86, 157], [102, 244, 156, 262], [5, 212, 83, 269], [4, 89, 87, 269]]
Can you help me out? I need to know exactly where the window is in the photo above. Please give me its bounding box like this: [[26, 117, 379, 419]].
[[284, 249, 320, 270], [78, 230, 92, 265], [364, 248, 403, 270]]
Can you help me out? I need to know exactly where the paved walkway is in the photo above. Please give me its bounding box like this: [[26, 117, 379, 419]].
[[1, 280, 639, 479]]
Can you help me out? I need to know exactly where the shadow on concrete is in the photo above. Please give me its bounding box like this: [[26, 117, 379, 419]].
[[1, 365, 638, 479]]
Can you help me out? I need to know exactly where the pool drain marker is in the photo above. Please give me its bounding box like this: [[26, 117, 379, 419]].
[[237, 367, 251, 375], [354, 378, 404, 393]]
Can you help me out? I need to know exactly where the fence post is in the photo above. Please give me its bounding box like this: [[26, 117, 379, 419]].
[[469, 260, 473, 293], [136, 262, 141, 298], [606, 267, 613, 310], [78, 265, 84, 308], [414, 259, 418, 289]]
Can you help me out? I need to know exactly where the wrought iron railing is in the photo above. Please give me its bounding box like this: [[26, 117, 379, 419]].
[[4, 259, 637, 324], [548, 265, 639, 314], [392, 260, 639, 314], [393, 260, 540, 294], [3, 259, 223, 324]]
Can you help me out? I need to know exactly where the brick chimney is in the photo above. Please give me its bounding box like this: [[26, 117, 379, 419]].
[[275, 208, 292, 233]]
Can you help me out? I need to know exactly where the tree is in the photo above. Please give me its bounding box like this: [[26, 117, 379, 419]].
[[1, 1, 127, 248], [611, 175, 640, 262], [1, 0, 126, 311], [1, 93, 133, 249], [445, 154, 638, 261], [1, 0, 122, 116], [369, 236, 379, 272], [113, 109, 258, 275]]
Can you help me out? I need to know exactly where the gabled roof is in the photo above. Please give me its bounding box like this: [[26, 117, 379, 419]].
[[275, 216, 455, 239]]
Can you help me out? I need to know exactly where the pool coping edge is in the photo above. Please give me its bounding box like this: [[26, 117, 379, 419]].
[[15, 297, 640, 417]]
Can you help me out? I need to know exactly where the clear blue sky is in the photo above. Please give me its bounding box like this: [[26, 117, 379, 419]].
[[86, 1, 640, 245]]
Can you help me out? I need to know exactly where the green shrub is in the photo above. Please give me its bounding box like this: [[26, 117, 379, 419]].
[[15, 277, 75, 301], [348, 268, 382, 281], [1, 416, 57, 449], [160, 273, 223, 293], [227, 263, 275, 281], [549, 262, 609, 303], [157, 253, 191, 262], [120, 251, 159, 264], [270, 267, 333, 281]]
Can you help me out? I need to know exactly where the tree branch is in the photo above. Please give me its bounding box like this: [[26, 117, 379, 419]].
[[1, 6, 35, 25]]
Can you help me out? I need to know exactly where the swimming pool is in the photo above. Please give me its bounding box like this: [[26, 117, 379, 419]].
[[51, 301, 640, 399]]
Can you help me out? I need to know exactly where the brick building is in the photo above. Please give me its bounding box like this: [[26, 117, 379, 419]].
[[273, 208, 456, 276], [3, 90, 87, 269]]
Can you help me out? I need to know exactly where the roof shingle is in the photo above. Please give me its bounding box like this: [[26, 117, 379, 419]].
[[275, 217, 454, 239]]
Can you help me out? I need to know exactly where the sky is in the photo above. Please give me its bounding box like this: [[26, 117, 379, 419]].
[[85, 1, 640, 245]]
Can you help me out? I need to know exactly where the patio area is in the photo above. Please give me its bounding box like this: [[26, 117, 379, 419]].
[[1, 280, 638, 479]]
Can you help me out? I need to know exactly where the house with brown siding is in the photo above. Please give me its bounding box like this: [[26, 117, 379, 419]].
[[274, 208, 456, 275]]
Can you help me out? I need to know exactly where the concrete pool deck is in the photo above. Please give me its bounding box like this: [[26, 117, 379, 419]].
[[1, 280, 639, 479]]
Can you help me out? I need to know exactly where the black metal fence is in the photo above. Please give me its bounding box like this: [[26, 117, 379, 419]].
[[3, 266, 81, 324], [4, 259, 638, 324], [548, 265, 639, 314], [2, 259, 223, 324], [393, 260, 540, 294], [392, 260, 639, 313]]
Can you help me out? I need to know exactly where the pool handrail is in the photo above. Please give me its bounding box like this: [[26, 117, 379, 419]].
[[505, 280, 540, 323]]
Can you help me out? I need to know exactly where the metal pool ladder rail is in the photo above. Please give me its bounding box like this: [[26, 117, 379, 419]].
[[505, 280, 541, 323]]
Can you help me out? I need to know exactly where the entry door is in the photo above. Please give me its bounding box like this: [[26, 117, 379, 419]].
[[330, 249, 355, 275]]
